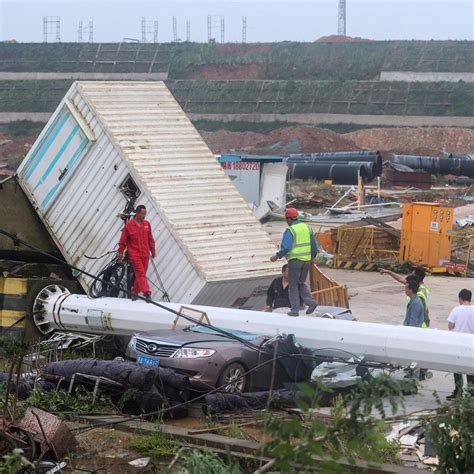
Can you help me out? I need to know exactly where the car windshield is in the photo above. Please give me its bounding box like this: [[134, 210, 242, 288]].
[[187, 325, 260, 341]]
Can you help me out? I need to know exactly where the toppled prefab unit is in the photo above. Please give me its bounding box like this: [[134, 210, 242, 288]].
[[17, 81, 281, 308]]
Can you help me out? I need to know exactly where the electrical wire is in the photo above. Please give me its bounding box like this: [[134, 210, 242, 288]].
[[89, 253, 130, 299]]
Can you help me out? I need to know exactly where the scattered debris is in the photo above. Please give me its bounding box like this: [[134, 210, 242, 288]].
[[19, 407, 77, 458], [456, 214, 474, 227]]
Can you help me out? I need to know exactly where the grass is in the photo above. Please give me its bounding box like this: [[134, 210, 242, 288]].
[[193, 120, 419, 134], [128, 429, 178, 458], [0, 78, 472, 117], [4, 120, 45, 136]]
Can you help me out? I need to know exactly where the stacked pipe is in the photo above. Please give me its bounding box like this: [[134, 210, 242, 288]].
[[391, 155, 474, 178], [284, 151, 382, 185]]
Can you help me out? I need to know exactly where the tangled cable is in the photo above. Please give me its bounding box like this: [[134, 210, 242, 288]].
[[89, 253, 132, 299]]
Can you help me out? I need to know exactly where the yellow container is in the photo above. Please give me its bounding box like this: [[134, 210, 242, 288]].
[[400, 202, 453, 268]]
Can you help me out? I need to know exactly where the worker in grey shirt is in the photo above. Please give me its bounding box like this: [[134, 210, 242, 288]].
[[403, 279, 425, 327]]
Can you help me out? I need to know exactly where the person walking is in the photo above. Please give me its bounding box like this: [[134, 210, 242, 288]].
[[446, 288, 474, 400], [380, 267, 430, 327], [270, 208, 318, 316], [118, 205, 156, 301]]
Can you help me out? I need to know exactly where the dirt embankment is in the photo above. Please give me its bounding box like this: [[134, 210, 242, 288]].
[[345, 127, 474, 156], [0, 132, 38, 175], [202, 126, 359, 154], [1, 126, 473, 170], [202, 125, 474, 156], [0, 133, 37, 160]]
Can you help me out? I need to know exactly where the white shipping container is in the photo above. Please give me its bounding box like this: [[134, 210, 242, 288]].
[[17, 81, 281, 308]]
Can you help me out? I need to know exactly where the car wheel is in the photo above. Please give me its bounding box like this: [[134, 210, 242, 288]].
[[218, 362, 247, 393]]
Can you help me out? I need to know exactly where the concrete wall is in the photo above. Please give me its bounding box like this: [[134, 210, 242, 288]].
[[188, 112, 474, 128], [0, 72, 167, 80], [0, 112, 474, 127], [0, 112, 51, 123], [2, 111, 474, 127], [380, 72, 474, 82]]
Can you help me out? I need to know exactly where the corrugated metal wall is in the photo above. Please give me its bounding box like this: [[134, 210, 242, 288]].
[[18, 82, 206, 302], [18, 81, 280, 307]]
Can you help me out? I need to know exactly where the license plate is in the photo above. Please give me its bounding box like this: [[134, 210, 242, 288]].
[[137, 355, 159, 367]]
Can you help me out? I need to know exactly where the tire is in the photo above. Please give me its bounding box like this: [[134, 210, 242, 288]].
[[217, 362, 247, 393]]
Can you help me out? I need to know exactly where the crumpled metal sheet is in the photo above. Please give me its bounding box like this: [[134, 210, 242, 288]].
[[456, 215, 474, 228]]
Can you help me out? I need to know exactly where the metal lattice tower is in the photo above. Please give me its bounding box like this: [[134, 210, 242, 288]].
[[207, 15, 225, 43], [338, 0, 346, 36], [186, 20, 191, 42], [141, 17, 158, 43], [78, 19, 94, 42], [242, 16, 247, 43], [172, 16, 178, 42], [43, 16, 61, 42]]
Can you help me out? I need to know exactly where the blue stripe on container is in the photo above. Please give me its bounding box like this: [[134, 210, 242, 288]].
[[40, 137, 89, 211], [33, 124, 80, 192], [24, 111, 70, 181]]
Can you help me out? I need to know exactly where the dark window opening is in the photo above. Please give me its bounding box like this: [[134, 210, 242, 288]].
[[119, 175, 141, 221]]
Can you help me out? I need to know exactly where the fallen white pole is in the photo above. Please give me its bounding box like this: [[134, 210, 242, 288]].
[[34, 285, 474, 374]]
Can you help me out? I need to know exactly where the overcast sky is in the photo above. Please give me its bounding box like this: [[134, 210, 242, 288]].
[[1, 0, 472, 43]]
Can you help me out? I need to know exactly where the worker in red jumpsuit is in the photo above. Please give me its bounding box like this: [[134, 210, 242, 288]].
[[118, 205, 156, 301]]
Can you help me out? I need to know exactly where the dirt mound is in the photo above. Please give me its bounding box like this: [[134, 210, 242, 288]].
[[202, 126, 360, 154], [0, 132, 37, 161], [315, 35, 374, 42], [345, 127, 474, 156]]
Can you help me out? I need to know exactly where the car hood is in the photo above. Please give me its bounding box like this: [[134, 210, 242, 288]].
[[134, 329, 265, 346]]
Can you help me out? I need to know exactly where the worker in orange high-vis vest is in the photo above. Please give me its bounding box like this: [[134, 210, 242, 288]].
[[118, 205, 156, 301], [270, 208, 318, 317]]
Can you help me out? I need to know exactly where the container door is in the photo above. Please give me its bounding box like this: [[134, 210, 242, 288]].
[[19, 106, 89, 213]]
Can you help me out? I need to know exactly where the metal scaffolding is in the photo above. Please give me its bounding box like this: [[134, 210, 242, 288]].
[[186, 20, 191, 42], [78, 19, 94, 43], [172, 16, 178, 42], [338, 0, 346, 36], [43, 16, 61, 42], [242, 16, 247, 43], [141, 17, 158, 43], [207, 15, 225, 43]]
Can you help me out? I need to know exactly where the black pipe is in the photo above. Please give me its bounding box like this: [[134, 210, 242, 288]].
[[330, 164, 367, 185], [286, 152, 382, 176], [392, 154, 474, 178], [290, 161, 376, 182], [460, 160, 474, 178]]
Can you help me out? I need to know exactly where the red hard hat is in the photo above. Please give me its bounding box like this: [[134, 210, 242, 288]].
[[284, 207, 299, 219]]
